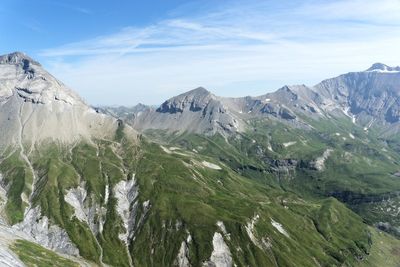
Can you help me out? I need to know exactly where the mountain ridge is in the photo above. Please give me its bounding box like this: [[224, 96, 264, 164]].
[[109, 63, 400, 137]]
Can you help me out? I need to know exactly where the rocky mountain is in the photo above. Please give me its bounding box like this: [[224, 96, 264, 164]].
[[121, 63, 400, 137], [1, 52, 400, 267], [0, 52, 127, 147]]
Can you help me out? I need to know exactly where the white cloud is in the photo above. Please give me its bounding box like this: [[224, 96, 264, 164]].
[[39, 0, 400, 105]]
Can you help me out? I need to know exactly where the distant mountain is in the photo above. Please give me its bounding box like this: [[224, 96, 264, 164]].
[[121, 64, 400, 137]]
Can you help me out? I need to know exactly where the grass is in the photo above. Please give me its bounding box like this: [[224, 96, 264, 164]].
[[10, 239, 79, 267], [0, 150, 31, 224], [358, 227, 400, 267]]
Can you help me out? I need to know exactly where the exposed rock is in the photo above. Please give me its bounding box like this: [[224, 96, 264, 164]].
[[0, 52, 137, 148], [310, 149, 333, 171], [271, 219, 289, 237], [114, 178, 139, 243], [203, 232, 232, 267], [245, 214, 261, 248], [13, 206, 79, 256], [175, 234, 192, 267], [64, 185, 88, 223], [202, 161, 222, 170], [64, 184, 106, 235]]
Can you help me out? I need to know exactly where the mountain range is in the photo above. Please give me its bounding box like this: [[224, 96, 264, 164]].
[[0, 52, 400, 266]]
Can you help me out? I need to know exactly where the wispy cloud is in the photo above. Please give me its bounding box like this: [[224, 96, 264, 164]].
[[51, 2, 92, 15], [39, 0, 400, 105]]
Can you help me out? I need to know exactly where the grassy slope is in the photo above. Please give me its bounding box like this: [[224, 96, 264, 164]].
[[1, 117, 399, 266], [358, 227, 400, 267], [0, 150, 32, 224], [148, 115, 400, 235], [131, 140, 372, 266], [10, 239, 79, 267]]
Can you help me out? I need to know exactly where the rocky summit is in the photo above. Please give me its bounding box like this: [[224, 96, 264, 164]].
[[1, 52, 400, 267]]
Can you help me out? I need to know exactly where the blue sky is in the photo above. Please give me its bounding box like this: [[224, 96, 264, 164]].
[[2, 0, 400, 105]]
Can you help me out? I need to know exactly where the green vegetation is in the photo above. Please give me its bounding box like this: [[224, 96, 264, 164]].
[[1, 117, 400, 266], [0, 150, 31, 224], [358, 227, 400, 267], [10, 239, 79, 267]]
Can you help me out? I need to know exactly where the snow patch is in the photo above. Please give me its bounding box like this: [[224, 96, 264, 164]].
[[202, 161, 222, 170], [271, 219, 289, 237], [349, 133, 355, 139]]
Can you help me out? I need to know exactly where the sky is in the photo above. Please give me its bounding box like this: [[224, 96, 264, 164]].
[[1, 0, 400, 106]]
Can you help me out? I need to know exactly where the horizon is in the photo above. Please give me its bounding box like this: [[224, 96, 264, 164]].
[[1, 50, 397, 107], [2, 0, 400, 105]]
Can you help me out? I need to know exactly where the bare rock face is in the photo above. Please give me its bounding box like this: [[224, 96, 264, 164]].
[[203, 232, 232, 267], [0, 52, 126, 148], [132, 87, 243, 135], [127, 63, 400, 136], [13, 206, 79, 255], [314, 64, 400, 133]]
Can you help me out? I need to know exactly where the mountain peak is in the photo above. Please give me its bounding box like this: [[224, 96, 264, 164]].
[[182, 87, 211, 97], [0, 51, 40, 66], [366, 63, 400, 73]]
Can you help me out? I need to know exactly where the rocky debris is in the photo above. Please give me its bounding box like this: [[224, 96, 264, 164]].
[[175, 234, 192, 267], [216, 221, 230, 240], [64, 184, 106, 235], [267, 159, 298, 173], [203, 232, 232, 267], [245, 214, 261, 249], [0, 221, 27, 267], [202, 161, 222, 170], [271, 219, 289, 237], [0, 247, 25, 267], [13, 206, 79, 256], [260, 103, 296, 120], [310, 149, 333, 171], [114, 178, 139, 243], [64, 185, 88, 223], [0, 52, 135, 147]]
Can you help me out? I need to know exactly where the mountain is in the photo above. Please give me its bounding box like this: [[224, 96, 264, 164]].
[[129, 87, 244, 135], [0, 52, 124, 148], [126, 64, 400, 137], [1, 52, 400, 267]]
